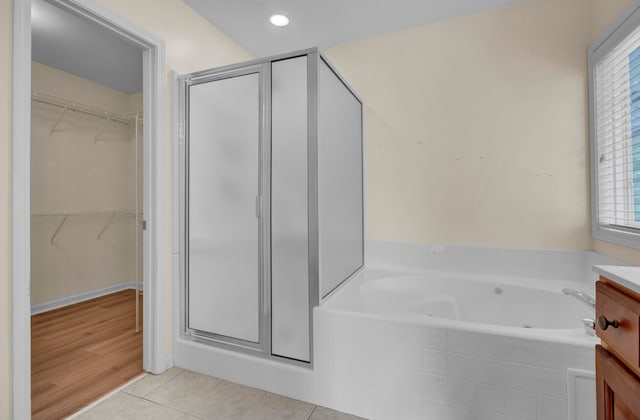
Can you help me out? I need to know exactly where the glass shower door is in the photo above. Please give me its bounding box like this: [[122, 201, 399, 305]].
[[186, 68, 264, 344]]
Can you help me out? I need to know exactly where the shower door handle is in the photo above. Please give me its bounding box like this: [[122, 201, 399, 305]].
[[255, 195, 261, 220]]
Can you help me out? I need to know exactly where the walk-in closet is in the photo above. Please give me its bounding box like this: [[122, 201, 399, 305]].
[[29, 0, 145, 418]]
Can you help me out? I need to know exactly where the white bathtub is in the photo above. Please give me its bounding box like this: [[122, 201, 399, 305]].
[[329, 269, 596, 338], [314, 268, 600, 420]]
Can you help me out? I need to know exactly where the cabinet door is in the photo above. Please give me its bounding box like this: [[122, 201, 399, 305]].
[[596, 345, 640, 420]]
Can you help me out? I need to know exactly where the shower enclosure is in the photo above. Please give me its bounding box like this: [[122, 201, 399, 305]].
[[177, 49, 363, 364]]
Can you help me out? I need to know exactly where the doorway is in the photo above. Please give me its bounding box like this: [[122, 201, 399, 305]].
[[30, 1, 144, 416], [12, 0, 166, 418]]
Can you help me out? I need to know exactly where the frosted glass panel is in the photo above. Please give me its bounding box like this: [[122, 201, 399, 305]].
[[271, 56, 310, 361], [187, 73, 260, 343], [317, 60, 364, 298]]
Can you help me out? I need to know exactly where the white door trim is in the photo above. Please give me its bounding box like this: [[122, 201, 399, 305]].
[[12, 0, 166, 417]]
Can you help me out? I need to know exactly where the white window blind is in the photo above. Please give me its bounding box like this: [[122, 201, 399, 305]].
[[593, 21, 640, 237]]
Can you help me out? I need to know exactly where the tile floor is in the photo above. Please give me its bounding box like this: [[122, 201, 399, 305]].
[[71, 367, 365, 420]]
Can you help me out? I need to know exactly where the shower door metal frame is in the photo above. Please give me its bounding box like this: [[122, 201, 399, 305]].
[[176, 48, 365, 366], [178, 62, 272, 355]]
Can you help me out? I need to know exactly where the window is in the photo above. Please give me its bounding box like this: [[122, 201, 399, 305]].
[[590, 5, 640, 247]]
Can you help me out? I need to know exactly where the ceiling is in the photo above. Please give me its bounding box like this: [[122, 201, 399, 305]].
[[31, 0, 524, 93], [31, 0, 143, 94], [182, 0, 524, 57]]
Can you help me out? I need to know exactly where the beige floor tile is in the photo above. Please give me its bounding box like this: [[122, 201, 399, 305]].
[[145, 370, 226, 412], [309, 406, 367, 420], [75, 369, 366, 420], [74, 391, 198, 420], [185, 380, 266, 419], [241, 392, 315, 420], [123, 367, 185, 398]]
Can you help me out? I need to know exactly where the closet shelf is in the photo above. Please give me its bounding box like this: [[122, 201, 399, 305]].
[[31, 210, 142, 244], [31, 210, 139, 217], [31, 91, 143, 129]]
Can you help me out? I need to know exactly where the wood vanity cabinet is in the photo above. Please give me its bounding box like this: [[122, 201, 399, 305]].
[[595, 278, 640, 420]]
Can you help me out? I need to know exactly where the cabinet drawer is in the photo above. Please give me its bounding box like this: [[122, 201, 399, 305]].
[[596, 281, 640, 373]]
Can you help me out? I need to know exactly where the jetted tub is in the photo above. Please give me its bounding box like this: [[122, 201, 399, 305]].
[[359, 271, 594, 333], [313, 268, 599, 420]]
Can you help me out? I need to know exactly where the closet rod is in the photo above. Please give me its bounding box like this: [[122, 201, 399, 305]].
[[31, 91, 142, 126]]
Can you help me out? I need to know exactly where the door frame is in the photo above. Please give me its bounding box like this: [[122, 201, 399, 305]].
[[12, 0, 166, 417]]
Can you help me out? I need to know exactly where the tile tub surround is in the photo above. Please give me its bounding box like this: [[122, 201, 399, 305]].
[[175, 243, 614, 419], [72, 368, 364, 420], [313, 310, 595, 420]]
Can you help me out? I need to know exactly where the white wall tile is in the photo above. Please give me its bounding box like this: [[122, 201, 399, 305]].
[[537, 368, 567, 399], [446, 378, 476, 407], [475, 384, 506, 413], [476, 357, 505, 387], [374, 366, 400, 398], [447, 353, 476, 381], [506, 363, 538, 393], [373, 390, 422, 420], [422, 399, 450, 420], [475, 410, 520, 420], [421, 326, 448, 350], [505, 389, 537, 420], [449, 331, 506, 359], [376, 342, 398, 370], [420, 373, 447, 402], [446, 403, 477, 420], [393, 370, 425, 396], [537, 396, 568, 420], [395, 345, 424, 373], [422, 349, 447, 375], [446, 330, 475, 355]]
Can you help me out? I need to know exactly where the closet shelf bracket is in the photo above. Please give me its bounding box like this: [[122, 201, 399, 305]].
[[50, 214, 68, 244], [94, 114, 111, 143], [50, 102, 70, 135], [97, 212, 117, 240]]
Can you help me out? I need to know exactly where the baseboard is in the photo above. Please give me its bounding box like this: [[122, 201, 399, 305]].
[[31, 281, 143, 315]]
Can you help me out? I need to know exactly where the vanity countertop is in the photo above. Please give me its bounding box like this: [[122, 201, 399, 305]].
[[593, 265, 640, 295]]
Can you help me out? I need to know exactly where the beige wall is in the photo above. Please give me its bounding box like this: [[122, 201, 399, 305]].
[[30, 62, 141, 306], [323, 0, 640, 262], [1, 0, 12, 418], [1, 0, 250, 415], [591, 0, 632, 38], [323, 0, 595, 249]]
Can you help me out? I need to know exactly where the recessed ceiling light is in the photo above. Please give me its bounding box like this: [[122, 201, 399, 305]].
[[269, 14, 289, 27]]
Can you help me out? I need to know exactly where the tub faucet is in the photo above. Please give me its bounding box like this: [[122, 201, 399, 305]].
[[562, 288, 596, 336], [562, 288, 596, 311]]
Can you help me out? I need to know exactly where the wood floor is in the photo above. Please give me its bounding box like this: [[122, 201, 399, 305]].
[[31, 289, 143, 420]]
